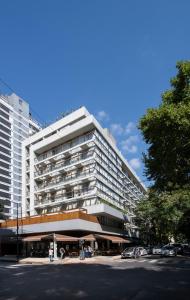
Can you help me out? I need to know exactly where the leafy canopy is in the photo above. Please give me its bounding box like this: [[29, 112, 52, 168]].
[[139, 61, 190, 191]]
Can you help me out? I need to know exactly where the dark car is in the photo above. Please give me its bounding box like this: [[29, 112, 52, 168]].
[[182, 245, 190, 256], [171, 243, 183, 254], [161, 245, 177, 257]]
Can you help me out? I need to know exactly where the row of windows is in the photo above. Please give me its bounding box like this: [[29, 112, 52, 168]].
[[0, 190, 11, 199], [0, 124, 11, 135], [0, 116, 11, 128], [0, 176, 11, 184], [0, 138, 11, 149], [0, 130, 11, 141], [36, 131, 94, 162], [0, 109, 9, 120], [95, 131, 122, 168], [0, 153, 11, 163], [0, 145, 11, 156], [0, 103, 10, 113]]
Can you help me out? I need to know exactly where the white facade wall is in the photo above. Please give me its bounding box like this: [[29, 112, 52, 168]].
[[22, 107, 146, 235], [0, 93, 40, 219]]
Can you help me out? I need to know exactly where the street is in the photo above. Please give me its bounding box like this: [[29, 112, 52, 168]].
[[0, 256, 190, 300]]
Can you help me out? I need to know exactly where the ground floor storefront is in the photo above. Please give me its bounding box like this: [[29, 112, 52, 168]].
[[0, 211, 132, 258], [0, 231, 131, 259]]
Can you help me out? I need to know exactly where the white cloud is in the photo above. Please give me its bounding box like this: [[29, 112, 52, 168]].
[[110, 123, 124, 135], [129, 158, 141, 170], [120, 135, 139, 153], [96, 111, 109, 122], [125, 122, 136, 134]]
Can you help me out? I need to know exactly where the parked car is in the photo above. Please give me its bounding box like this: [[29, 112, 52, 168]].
[[121, 247, 147, 259], [138, 247, 148, 256], [144, 246, 153, 254], [171, 243, 183, 254], [152, 245, 162, 255], [182, 245, 190, 256], [161, 245, 177, 257]]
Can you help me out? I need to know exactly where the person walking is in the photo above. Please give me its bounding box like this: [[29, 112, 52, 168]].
[[59, 247, 65, 260], [49, 248, 53, 262]]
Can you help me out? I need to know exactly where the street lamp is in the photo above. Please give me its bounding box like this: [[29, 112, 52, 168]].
[[16, 202, 19, 262]]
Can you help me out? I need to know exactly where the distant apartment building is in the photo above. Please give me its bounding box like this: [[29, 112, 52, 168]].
[[0, 93, 40, 219], [22, 107, 146, 236]]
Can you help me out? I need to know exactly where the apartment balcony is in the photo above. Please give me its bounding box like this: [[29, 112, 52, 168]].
[[34, 132, 94, 164], [34, 187, 96, 208], [34, 150, 94, 179], [35, 167, 96, 193]]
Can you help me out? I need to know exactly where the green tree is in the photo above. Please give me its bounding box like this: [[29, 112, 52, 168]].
[[136, 61, 190, 243], [135, 188, 190, 244], [139, 61, 190, 191]]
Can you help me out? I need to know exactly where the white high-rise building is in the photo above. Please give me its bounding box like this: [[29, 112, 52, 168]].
[[0, 93, 40, 219], [22, 107, 146, 236]]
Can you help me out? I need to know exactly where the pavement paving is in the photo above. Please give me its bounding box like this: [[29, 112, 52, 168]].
[[0, 256, 190, 300]]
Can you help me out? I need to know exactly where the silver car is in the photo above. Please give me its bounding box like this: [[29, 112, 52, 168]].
[[121, 247, 147, 259]]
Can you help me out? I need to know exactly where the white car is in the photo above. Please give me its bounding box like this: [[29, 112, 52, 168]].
[[152, 246, 162, 254], [138, 247, 148, 256]]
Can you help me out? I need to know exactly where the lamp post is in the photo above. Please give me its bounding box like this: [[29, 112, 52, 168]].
[[16, 202, 19, 262]]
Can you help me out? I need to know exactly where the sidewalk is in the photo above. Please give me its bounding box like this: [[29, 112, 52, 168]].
[[19, 255, 121, 265]]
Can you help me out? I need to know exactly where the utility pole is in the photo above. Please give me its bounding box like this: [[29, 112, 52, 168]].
[[16, 202, 19, 262]]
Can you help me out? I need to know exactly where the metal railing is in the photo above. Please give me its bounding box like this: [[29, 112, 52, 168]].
[[34, 187, 96, 207], [35, 167, 95, 191], [34, 150, 94, 178], [35, 131, 94, 163]]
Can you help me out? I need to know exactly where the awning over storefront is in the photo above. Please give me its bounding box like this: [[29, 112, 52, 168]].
[[23, 233, 79, 242], [96, 234, 130, 243], [22, 235, 47, 242], [79, 234, 96, 241], [41, 233, 79, 242], [80, 233, 131, 243]]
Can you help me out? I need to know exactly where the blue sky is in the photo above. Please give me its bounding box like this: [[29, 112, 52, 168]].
[[0, 0, 190, 185]]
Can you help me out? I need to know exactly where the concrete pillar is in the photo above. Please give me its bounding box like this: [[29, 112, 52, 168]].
[[106, 240, 110, 249], [53, 234, 58, 259]]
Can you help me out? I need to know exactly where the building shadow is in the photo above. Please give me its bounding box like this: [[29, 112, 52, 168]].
[[0, 261, 190, 300]]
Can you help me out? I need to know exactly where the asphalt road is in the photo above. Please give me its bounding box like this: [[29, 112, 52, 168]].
[[0, 256, 190, 300]]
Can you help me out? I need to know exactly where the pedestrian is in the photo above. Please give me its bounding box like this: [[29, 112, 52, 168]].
[[49, 248, 53, 262], [134, 247, 140, 259], [87, 245, 93, 258], [59, 247, 65, 260]]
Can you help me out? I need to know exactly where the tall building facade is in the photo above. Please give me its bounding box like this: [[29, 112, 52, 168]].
[[0, 93, 40, 219], [22, 107, 146, 236]]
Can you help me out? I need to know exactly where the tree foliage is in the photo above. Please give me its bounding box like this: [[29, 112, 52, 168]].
[[136, 61, 190, 243], [135, 188, 190, 244], [139, 61, 190, 191]]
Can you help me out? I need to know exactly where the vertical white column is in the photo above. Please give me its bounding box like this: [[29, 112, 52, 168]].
[[22, 142, 26, 217], [53, 234, 58, 259], [30, 145, 35, 215]]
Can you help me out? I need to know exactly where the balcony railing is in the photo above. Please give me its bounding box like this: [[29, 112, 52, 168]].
[[35, 131, 94, 163], [35, 167, 95, 192], [34, 187, 96, 207], [34, 149, 94, 178]]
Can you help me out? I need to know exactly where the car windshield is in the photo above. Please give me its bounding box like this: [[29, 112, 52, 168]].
[[163, 246, 174, 250], [124, 247, 135, 252]]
